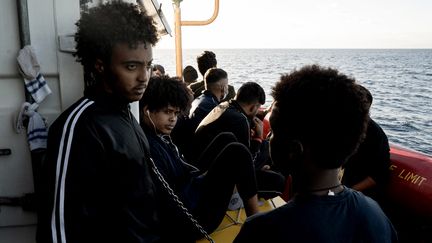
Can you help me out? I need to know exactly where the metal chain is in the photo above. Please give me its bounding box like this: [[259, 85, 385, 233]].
[[148, 157, 215, 243]]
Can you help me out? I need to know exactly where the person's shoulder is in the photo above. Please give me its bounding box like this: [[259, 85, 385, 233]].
[[235, 203, 297, 242], [362, 119, 389, 150], [199, 92, 217, 106], [65, 97, 96, 113], [369, 119, 389, 138], [366, 119, 387, 136], [188, 80, 204, 89], [191, 93, 209, 107], [346, 189, 398, 241], [345, 187, 373, 201], [245, 202, 296, 226], [51, 97, 95, 125], [47, 97, 99, 144], [222, 105, 246, 123], [346, 188, 389, 218]]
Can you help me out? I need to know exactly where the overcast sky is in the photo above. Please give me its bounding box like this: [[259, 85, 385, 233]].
[[154, 0, 432, 49]]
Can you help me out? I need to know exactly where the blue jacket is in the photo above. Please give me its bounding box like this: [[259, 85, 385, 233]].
[[189, 90, 219, 133]]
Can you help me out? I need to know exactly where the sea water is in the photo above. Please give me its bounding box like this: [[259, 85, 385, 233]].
[[154, 49, 432, 155]]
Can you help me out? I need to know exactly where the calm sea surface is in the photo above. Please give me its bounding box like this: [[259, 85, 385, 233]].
[[154, 49, 432, 156]]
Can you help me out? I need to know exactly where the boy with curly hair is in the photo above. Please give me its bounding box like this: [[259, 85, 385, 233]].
[[140, 76, 259, 241], [235, 65, 397, 243], [37, 2, 168, 242]]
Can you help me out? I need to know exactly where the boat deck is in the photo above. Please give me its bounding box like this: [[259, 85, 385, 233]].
[[196, 196, 286, 243]]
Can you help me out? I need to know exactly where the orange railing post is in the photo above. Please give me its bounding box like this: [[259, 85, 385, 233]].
[[172, 0, 220, 77]]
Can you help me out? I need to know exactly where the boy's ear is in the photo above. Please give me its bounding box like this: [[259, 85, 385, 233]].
[[142, 105, 150, 116], [94, 59, 104, 73], [140, 105, 149, 123]]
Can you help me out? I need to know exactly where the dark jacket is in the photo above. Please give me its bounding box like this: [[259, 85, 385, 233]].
[[235, 187, 398, 243], [342, 118, 391, 201], [142, 124, 200, 210], [37, 94, 167, 243], [194, 101, 285, 195], [189, 90, 220, 133], [142, 123, 259, 239], [195, 100, 261, 157]]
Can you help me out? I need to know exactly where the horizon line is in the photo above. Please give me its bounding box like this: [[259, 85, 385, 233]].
[[155, 47, 432, 50]]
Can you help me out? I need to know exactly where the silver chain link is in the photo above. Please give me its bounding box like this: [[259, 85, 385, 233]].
[[148, 157, 215, 243]]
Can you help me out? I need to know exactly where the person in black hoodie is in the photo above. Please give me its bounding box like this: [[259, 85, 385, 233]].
[[140, 76, 260, 241], [37, 2, 172, 242]]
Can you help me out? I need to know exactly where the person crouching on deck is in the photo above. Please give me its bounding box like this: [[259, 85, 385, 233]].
[[139, 75, 259, 241], [234, 65, 397, 243]]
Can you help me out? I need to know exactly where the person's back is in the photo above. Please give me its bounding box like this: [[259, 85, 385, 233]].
[[235, 187, 396, 243], [342, 118, 390, 200], [234, 65, 397, 243], [195, 82, 266, 164], [195, 101, 249, 156], [38, 95, 163, 243]]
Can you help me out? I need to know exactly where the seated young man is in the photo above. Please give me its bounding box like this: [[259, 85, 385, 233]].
[[173, 67, 230, 161], [195, 82, 286, 196], [139, 75, 259, 241], [189, 67, 230, 131], [234, 65, 397, 243], [188, 50, 235, 101]]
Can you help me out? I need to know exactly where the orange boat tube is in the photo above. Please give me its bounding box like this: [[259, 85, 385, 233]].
[[386, 144, 432, 218], [262, 111, 432, 217]]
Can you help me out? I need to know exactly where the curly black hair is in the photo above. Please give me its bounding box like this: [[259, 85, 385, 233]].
[[74, 1, 159, 95], [197, 51, 217, 76], [139, 76, 192, 114], [271, 65, 370, 169]]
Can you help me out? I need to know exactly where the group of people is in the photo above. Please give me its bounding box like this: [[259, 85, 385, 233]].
[[36, 1, 397, 243]]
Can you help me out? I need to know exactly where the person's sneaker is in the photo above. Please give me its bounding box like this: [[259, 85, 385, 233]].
[[227, 192, 243, 210]]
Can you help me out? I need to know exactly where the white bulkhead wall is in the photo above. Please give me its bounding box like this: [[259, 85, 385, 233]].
[[0, 0, 82, 242]]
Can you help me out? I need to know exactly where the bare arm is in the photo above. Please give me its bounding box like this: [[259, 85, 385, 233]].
[[352, 176, 377, 191]]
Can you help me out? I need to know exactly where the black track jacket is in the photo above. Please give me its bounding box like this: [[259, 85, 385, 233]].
[[37, 94, 167, 243]]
